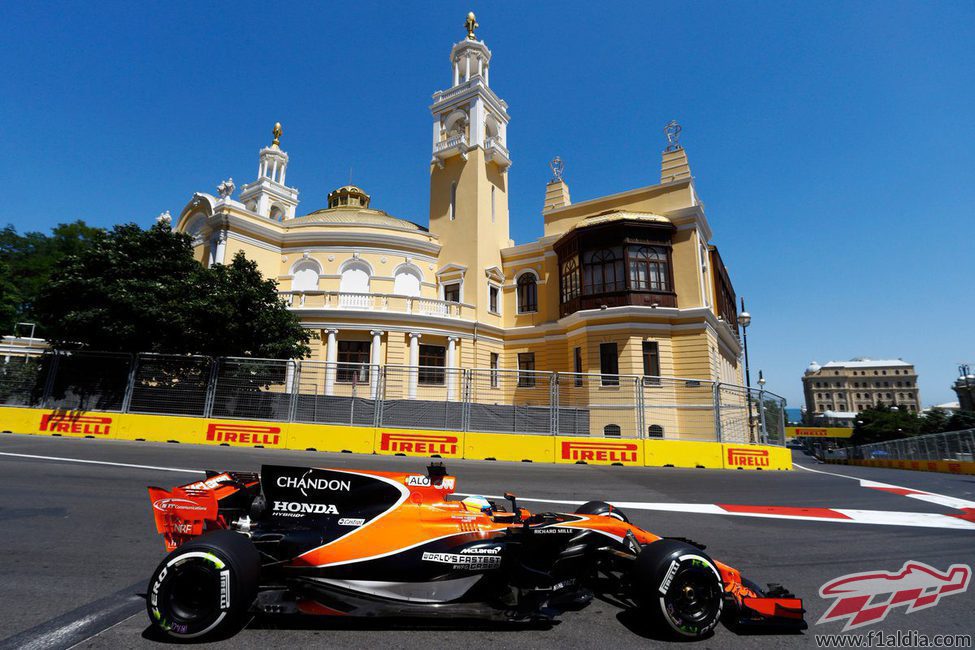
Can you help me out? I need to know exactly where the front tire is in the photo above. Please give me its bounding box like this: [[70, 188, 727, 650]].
[[631, 539, 724, 639], [146, 530, 260, 641]]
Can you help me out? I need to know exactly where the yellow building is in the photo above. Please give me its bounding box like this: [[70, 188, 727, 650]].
[[174, 16, 745, 440]]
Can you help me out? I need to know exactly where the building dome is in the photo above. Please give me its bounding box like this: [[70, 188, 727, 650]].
[[288, 207, 427, 232], [807, 361, 821, 373], [328, 185, 371, 209]]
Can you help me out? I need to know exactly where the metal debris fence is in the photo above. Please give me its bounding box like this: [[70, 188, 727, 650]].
[[850, 429, 975, 463], [0, 350, 786, 444]]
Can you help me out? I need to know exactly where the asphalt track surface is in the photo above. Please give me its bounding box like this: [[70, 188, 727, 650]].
[[1, 434, 974, 649]]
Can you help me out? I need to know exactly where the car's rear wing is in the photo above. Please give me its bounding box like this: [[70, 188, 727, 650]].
[[148, 471, 259, 551]]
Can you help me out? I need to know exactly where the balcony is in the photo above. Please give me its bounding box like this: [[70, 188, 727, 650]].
[[280, 291, 473, 320], [433, 134, 468, 165], [484, 136, 510, 170]]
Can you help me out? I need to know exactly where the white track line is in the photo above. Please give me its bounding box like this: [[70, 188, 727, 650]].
[[3, 451, 972, 531], [0, 451, 200, 474], [794, 461, 975, 510]]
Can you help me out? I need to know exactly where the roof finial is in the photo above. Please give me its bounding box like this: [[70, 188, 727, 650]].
[[272, 122, 283, 147], [664, 120, 682, 152], [550, 156, 565, 182], [465, 12, 478, 40]]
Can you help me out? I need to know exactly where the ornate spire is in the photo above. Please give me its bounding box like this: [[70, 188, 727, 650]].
[[272, 121, 282, 147], [549, 156, 565, 182], [465, 12, 478, 40], [664, 119, 682, 152]]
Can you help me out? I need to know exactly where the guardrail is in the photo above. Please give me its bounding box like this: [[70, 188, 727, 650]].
[[0, 350, 786, 444], [849, 428, 975, 463]]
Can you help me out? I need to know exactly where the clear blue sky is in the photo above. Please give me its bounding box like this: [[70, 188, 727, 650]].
[[2, 1, 973, 407]]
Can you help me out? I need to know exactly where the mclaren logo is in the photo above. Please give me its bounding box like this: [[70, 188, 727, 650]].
[[206, 423, 281, 446], [380, 432, 458, 455], [39, 413, 111, 435], [560, 441, 639, 463], [726, 447, 770, 467]]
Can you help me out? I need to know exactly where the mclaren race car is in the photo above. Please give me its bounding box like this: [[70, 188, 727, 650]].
[[146, 463, 805, 640]]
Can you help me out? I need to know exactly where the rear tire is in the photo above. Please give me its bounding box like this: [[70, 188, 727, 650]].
[[575, 500, 629, 523], [146, 530, 259, 641], [631, 539, 724, 639]]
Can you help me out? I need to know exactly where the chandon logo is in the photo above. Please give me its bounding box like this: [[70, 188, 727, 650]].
[[276, 472, 351, 496]]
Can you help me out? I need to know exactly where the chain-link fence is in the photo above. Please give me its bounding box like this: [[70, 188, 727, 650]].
[[0, 349, 786, 444], [851, 429, 975, 462]]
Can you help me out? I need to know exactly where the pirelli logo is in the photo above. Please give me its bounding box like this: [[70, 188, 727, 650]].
[[39, 413, 112, 435], [726, 447, 770, 467], [560, 441, 639, 463], [379, 432, 459, 456], [206, 423, 281, 446]]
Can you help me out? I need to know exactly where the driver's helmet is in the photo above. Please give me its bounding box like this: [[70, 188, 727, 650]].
[[460, 495, 492, 514]]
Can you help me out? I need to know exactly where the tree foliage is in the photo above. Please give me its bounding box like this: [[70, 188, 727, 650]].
[[850, 404, 921, 445], [0, 221, 102, 334], [34, 223, 310, 359]]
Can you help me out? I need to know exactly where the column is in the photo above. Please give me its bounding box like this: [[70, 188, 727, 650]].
[[271, 159, 279, 183], [259, 160, 266, 178], [484, 64, 489, 85], [453, 61, 459, 86], [213, 231, 228, 266], [279, 162, 286, 186], [369, 330, 383, 399], [324, 329, 338, 396], [408, 332, 421, 400], [465, 54, 470, 82], [446, 336, 459, 401]]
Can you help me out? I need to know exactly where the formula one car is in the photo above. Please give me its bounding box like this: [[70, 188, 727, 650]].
[[146, 463, 805, 641]]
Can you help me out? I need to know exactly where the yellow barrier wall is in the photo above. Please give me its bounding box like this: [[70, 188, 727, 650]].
[[645, 440, 724, 468], [465, 432, 555, 463], [554, 436, 644, 466], [374, 428, 465, 459], [290, 423, 374, 454], [722, 443, 792, 470], [832, 458, 975, 476], [0, 406, 791, 471]]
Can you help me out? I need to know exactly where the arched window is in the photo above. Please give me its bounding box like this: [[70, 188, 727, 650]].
[[393, 265, 422, 297], [648, 425, 664, 438], [339, 260, 371, 308], [269, 205, 285, 222], [291, 260, 321, 292], [560, 257, 580, 302], [582, 247, 624, 294], [603, 424, 621, 437], [450, 182, 457, 221], [517, 273, 538, 313], [628, 245, 671, 292]]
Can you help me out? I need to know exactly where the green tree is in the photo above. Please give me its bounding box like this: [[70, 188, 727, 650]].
[[920, 407, 951, 435], [34, 223, 310, 359], [0, 221, 102, 334], [850, 404, 921, 445], [946, 410, 975, 432]]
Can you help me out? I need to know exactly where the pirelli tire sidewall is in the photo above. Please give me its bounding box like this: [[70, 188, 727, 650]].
[[633, 540, 724, 639], [146, 530, 260, 640]]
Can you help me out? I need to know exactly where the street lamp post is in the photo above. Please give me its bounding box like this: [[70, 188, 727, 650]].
[[758, 370, 767, 443], [739, 298, 754, 441]]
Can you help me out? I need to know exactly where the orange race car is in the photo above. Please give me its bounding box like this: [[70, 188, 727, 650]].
[[146, 463, 805, 641]]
